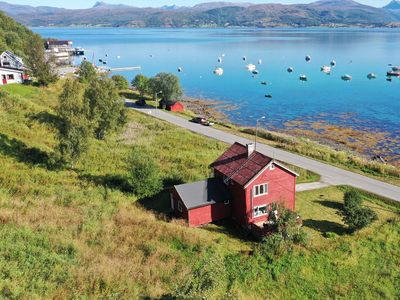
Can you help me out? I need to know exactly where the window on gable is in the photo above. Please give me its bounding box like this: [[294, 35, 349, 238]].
[[254, 204, 268, 217], [178, 200, 183, 212], [223, 174, 229, 185], [270, 164, 275, 170], [254, 183, 268, 197]]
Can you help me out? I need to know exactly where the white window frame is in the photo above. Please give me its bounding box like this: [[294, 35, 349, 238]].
[[223, 174, 229, 185], [254, 204, 269, 217], [270, 164, 275, 170], [254, 183, 268, 197], [178, 200, 183, 212]]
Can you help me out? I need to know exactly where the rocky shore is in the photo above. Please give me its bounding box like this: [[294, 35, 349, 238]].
[[180, 96, 388, 164]]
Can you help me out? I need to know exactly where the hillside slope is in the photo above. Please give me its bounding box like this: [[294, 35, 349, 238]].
[[4, 0, 400, 27]]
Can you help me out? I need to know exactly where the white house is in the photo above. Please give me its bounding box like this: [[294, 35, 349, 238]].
[[0, 51, 28, 86]]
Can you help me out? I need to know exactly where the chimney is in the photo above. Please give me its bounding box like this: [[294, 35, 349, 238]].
[[246, 143, 254, 157]]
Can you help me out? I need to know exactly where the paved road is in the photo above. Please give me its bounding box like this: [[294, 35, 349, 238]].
[[126, 100, 400, 201]]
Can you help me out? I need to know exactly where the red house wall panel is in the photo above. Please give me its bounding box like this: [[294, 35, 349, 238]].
[[245, 165, 296, 224], [188, 202, 230, 227]]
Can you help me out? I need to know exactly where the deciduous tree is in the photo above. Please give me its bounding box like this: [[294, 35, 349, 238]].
[[84, 75, 127, 140], [78, 60, 97, 82], [55, 79, 92, 170], [112, 74, 129, 90], [24, 34, 58, 87], [147, 72, 183, 102], [131, 74, 149, 98]]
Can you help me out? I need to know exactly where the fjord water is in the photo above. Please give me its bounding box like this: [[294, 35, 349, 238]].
[[32, 27, 400, 159]]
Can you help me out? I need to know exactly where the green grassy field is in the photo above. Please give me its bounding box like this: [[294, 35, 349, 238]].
[[0, 82, 399, 299]]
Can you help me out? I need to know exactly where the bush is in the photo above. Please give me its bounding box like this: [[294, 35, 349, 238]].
[[126, 149, 163, 199], [338, 189, 378, 233], [323, 232, 338, 238]]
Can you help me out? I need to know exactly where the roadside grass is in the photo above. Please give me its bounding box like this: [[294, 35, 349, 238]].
[[0, 83, 399, 299]]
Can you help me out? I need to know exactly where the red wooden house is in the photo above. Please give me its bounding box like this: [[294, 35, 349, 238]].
[[170, 142, 298, 227]]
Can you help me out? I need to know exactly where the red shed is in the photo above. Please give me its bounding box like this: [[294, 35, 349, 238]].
[[166, 101, 184, 112], [170, 142, 298, 227]]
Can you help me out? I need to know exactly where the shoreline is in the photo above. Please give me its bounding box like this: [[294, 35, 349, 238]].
[[180, 96, 395, 166]]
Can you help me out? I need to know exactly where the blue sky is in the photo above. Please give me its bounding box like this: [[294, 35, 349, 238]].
[[3, 0, 391, 9]]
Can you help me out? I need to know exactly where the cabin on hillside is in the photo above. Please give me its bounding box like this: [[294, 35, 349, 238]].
[[170, 142, 299, 232], [0, 51, 28, 86]]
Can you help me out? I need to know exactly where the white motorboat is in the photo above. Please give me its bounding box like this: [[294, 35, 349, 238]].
[[341, 74, 352, 80], [246, 63, 256, 71], [321, 66, 331, 72], [214, 67, 223, 75]]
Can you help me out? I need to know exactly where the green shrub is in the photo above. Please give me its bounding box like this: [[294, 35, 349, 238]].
[[323, 232, 338, 238]]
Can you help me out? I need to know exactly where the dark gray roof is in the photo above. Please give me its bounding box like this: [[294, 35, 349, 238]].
[[174, 177, 232, 210]]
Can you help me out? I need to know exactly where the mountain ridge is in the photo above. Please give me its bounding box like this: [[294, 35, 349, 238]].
[[2, 0, 400, 28]]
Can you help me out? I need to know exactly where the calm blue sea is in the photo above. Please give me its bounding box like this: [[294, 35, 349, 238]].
[[32, 27, 400, 160]]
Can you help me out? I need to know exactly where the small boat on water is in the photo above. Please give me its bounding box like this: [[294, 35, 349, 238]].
[[252, 70, 259, 75], [386, 66, 400, 76], [116, 56, 120, 59], [321, 66, 331, 72], [103, 60, 107, 64], [243, 56, 247, 61], [218, 57, 222, 63], [221, 53, 225, 57], [287, 67, 293, 73], [305, 55, 311, 61], [261, 81, 268, 85], [246, 63, 256, 71], [341, 74, 352, 81], [178, 67, 182, 72], [258, 59, 262, 65], [99, 59, 103, 62], [214, 67, 223, 75], [75, 47, 85, 55], [330, 60, 336, 66], [299, 75, 307, 81], [150, 54, 153, 57], [265, 94, 272, 98], [367, 73, 377, 79], [105, 54, 109, 57]]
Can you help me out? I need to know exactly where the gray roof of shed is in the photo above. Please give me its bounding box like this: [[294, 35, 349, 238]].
[[174, 177, 233, 210]]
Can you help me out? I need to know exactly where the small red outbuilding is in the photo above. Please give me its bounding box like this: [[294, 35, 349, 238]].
[[166, 101, 184, 112]]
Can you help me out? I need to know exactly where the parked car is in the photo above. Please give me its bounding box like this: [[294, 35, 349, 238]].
[[135, 100, 146, 106], [192, 117, 207, 124], [203, 121, 214, 126]]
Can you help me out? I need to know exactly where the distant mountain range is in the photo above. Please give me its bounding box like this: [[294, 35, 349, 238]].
[[1, 0, 400, 28]]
